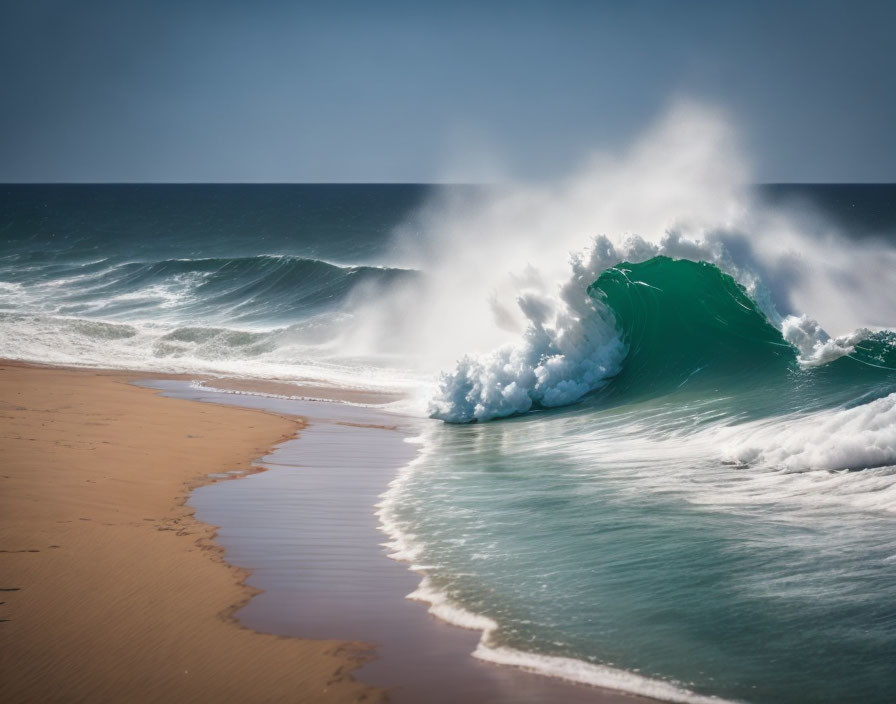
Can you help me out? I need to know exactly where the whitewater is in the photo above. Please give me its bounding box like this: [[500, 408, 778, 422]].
[[3, 102, 896, 703]]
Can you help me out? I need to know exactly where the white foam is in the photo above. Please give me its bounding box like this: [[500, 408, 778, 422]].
[[375, 434, 432, 563], [424, 226, 782, 423], [530, 394, 896, 517], [475, 645, 736, 704], [0, 312, 425, 402], [721, 392, 896, 475], [407, 576, 499, 632], [427, 261, 627, 422]]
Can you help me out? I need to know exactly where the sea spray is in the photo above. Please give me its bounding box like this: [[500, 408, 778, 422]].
[[427, 249, 626, 422]]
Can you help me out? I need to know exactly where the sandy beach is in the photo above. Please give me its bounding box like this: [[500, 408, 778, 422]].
[[0, 361, 380, 704], [0, 361, 649, 704]]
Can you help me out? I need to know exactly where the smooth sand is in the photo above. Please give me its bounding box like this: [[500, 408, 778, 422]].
[[0, 361, 379, 704], [167, 383, 645, 704]]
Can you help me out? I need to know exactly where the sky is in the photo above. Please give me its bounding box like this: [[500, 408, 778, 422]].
[[1, 0, 894, 183]]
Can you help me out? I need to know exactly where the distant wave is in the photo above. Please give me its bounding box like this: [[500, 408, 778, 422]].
[[0, 253, 416, 325], [0, 253, 421, 392]]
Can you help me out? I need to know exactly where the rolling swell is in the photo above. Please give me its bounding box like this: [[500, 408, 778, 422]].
[[144, 254, 414, 322], [0, 252, 420, 384], [1, 253, 416, 324]]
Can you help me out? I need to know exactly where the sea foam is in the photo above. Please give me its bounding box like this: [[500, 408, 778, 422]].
[[427, 246, 627, 422], [721, 392, 896, 475]]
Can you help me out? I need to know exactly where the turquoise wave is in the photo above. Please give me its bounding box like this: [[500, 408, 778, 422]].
[[590, 257, 793, 397], [432, 256, 896, 423], [406, 265, 896, 704], [589, 257, 895, 411]]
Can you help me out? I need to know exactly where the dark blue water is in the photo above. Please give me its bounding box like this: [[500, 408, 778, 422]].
[[0, 184, 434, 382]]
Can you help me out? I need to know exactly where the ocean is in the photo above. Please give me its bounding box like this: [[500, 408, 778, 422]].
[[2, 181, 896, 703]]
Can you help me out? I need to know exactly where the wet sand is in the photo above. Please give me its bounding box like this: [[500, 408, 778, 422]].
[[0, 361, 379, 704], [195, 376, 407, 406], [150, 381, 648, 704]]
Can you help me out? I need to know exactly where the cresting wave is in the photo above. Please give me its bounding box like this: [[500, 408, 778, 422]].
[[429, 252, 896, 424], [391, 249, 896, 702]]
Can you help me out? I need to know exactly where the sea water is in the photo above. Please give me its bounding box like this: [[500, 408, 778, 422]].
[[2, 180, 896, 703]]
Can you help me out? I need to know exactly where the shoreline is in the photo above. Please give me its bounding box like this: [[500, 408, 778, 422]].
[[151, 379, 657, 704], [3, 358, 665, 704], [375, 437, 727, 704], [0, 360, 381, 703]]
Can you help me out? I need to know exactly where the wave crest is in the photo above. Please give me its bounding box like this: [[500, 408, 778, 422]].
[[428, 253, 626, 423], [429, 252, 793, 423]]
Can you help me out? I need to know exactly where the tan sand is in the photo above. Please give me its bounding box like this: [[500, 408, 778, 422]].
[[0, 361, 380, 704]]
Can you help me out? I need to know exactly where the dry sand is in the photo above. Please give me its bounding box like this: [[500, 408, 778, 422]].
[[0, 361, 380, 704]]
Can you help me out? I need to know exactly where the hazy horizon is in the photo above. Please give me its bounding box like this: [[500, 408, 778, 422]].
[[3, 181, 896, 186]]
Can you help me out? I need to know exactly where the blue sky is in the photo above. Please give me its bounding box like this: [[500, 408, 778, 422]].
[[1, 0, 893, 182]]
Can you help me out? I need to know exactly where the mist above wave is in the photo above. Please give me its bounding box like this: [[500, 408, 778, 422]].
[[388, 101, 896, 422]]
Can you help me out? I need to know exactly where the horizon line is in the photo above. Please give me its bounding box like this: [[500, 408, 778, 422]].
[[2, 181, 895, 187]]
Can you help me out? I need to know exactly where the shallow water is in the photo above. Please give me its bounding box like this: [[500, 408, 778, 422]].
[[147, 381, 640, 703], [388, 401, 896, 703]]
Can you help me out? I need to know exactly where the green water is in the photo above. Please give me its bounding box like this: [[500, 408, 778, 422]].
[[387, 257, 896, 703]]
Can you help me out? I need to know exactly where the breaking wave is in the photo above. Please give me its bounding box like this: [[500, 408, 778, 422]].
[[429, 253, 896, 423]]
